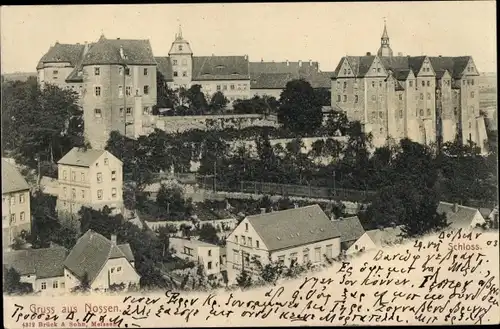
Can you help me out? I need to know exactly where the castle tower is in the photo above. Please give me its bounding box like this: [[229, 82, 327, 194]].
[[168, 24, 194, 89], [377, 20, 393, 57]]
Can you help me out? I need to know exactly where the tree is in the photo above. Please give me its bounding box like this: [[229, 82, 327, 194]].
[[3, 267, 33, 295], [314, 87, 331, 106], [154, 70, 179, 112], [72, 272, 91, 293], [198, 223, 220, 245], [184, 84, 208, 114], [278, 79, 323, 135], [236, 270, 252, 289], [325, 110, 350, 136], [209, 91, 228, 114], [255, 130, 280, 181]]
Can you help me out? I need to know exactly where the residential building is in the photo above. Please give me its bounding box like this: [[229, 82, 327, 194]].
[[63, 230, 139, 292], [225, 205, 341, 284], [2, 159, 32, 249], [437, 201, 486, 231], [169, 237, 221, 276], [331, 22, 487, 152], [56, 147, 123, 217], [365, 226, 405, 248], [3, 245, 69, 295], [36, 35, 157, 149], [330, 216, 367, 255]]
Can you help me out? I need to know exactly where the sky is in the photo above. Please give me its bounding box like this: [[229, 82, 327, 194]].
[[1, 2, 497, 74]]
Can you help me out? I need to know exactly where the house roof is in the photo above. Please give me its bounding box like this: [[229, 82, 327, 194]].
[[246, 205, 341, 252], [36, 43, 86, 70], [429, 56, 473, 79], [478, 207, 493, 219], [81, 36, 156, 66], [155, 56, 174, 82], [366, 226, 403, 246], [3, 246, 69, 279], [192, 56, 249, 81], [57, 147, 108, 167], [331, 216, 366, 243], [63, 230, 135, 283], [170, 237, 218, 248], [2, 159, 30, 194], [437, 201, 483, 229], [250, 73, 298, 89]]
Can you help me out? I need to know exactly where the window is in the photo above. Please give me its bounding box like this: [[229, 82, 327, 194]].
[[421, 81, 425, 87], [143, 85, 149, 95], [427, 81, 430, 87], [144, 68, 148, 76], [94, 109, 102, 118], [19, 194, 25, 204], [419, 109, 424, 116], [343, 69, 347, 75], [97, 189, 103, 200], [53, 281, 58, 289], [235, 236, 238, 244], [471, 79, 475, 86], [95, 86, 101, 96], [230, 84, 235, 90], [256, 240, 259, 248], [208, 261, 212, 270], [377, 68, 381, 73], [427, 108, 431, 116], [371, 81, 375, 88], [399, 94, 403, 101], [420, 93, 424, 100], [126, 107, 132, 116], [343, 81, 347, 89], [208, 250, 212, 257], [233, 250, 239, 264], [103, 158, 108, 166], [454, 107, 458, 116], [125, 67, 130, 75], [314, 247, 321, 262], [53, 70, 59, 75], [303, 249, 309, 263], [278, 255, 285, 264], [111, 170, 117, 181], [110, 268, 115, 273], [471, 91, 475, 98], [399, 110, 403, 118], [409, 81, 413, 87], [379, 81, 382, 87], [337, 95, 341, 102], [41, 282, 47, 290], [60, 282, 65, 288], [216, 85, 221, 91], [71, 171, 76, 181], [10, 214, 15, 223], [81, 190, 85, 199], [178, 45, 183, 51], [290, 252, 298, 263], [427, 93, 431, 100], [95, 67, 100, 76], [97, 172, 102, 183], [72, 188, 76, 199], [248, 237, 252, 247], [126, 86, 131, 96], [119, 67, 123, 75], [341, 95, 346, 102], [143, 106, 150, 115], [112, 188, 117, 198], [119, 108, 124, 116], [223, 85, 227, 90], [173, 71, 178, 77], [354, 95, 359, 103], [241, 236, 246, 246], [20, 212, 25, 221], [182, 71, 187, 77], [63, 187, 67, 197], [244, 252, 250, 264], [326, 245, 333, 258], [379, 127, 383, 134], [245, 223, 248, 232], [173, 59, 178, 65], [117, 266, 121, 272]]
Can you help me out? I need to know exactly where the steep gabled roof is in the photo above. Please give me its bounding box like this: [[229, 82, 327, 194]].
[[437, 201, 484, 229], [366, 226, 404, 246], [155, 56, 174, 82], [428, 56, 473, 79], [2, 159, 30, 194], [407, 56, 427, 75], [3, 246, 69, 279], [82, 37, 156, 66], [336, 56, 376, 78], [63, 230, 135, 283], [57, 147, 111, 167], [36, 43, 86, 70], [331, 216, 366, 243], [192, 56, 249, 81], [247, 205, 341, 252]]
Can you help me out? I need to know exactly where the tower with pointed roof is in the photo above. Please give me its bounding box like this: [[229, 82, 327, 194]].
[[377, 20, 393, 57], [168, 24, 194, 89]]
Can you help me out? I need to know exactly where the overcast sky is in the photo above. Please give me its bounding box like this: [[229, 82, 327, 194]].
[[1, 2, 497, 74]]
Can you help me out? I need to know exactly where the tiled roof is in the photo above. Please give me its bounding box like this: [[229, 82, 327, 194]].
[[247, 205, 341, 252], [436, 201, 483, 229], [249, 61, 319, 75], [336, 56, 376, 78], [429, 56, 472, 79], [250, 73, 298, 89], [155, 56, 173, 82], [170, 237, 218, 248], [57, 147, 107, 167], [479, 207, 492, 219], [36, 43, 86, 70], [331, 216, 366, 243], [3, 246, 69, 279], [63, 230, 135, 283], [192, 56, 249, 81], [2, 159, 30, 194], [366, 226, 404, 246], [82, 36, 156, 66]]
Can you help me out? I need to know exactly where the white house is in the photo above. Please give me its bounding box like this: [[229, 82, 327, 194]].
[[437, 202, 486, 231], [63, 230, 140, 292], [169, 237, 221, 276], [3, 245, 69, 295], [225, 204, 342, 285], [330, 216, 368, 255], [365, 226, 405, 248]]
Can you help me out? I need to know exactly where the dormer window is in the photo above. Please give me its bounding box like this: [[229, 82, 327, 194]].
[[216, 65, 225, 70], [178, 45, 183, 51], [95, 67, 100, 76]]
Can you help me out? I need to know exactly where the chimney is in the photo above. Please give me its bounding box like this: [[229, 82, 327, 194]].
[[119, 46, 125, 59], [261, 58, 263, 63], [366, 52, 371, 56], [398, 52, 403, 56], [439, 55, 442, 58], [111, 234, 117, 244], [260, 208, 266, 214], [286, 59, 289, 66], [453, 203, 459, 213], [298, 60, 302, 67], [244, 54, 248, 60], [309, 59, 312, 66], [83, 42, 90, 56], [294, 203, 299, 209]]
